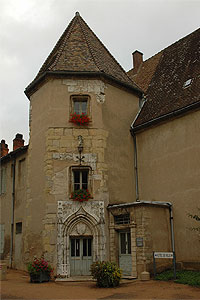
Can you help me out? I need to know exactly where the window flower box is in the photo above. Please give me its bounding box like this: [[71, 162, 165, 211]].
[[69, 113, 90, 126], [71, 189, 92, 202]]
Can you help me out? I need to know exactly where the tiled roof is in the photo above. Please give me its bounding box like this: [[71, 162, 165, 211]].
[[128, 51, 163, 93], [0, 145, 28, 163], [130, 28, 200, 129], [26, 12, 140, 95]]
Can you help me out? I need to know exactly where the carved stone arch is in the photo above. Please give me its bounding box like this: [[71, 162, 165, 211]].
[[57, 200, 106, 277], [63, 205, 99, 226], [65, 216, 98, 237]]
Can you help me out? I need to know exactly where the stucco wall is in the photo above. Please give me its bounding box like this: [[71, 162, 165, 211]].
[[0, 152, 27, 269], [136, 110, 200, 263], [102, 84, 138, 204]]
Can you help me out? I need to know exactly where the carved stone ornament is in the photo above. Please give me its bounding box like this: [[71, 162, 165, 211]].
[[76, 222, 86, 235]]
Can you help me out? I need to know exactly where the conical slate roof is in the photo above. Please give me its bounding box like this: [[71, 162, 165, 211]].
[[25, 12, 141, 97]]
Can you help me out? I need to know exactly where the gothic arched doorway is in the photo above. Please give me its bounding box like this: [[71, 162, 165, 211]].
[[57, 201, 106, 277]]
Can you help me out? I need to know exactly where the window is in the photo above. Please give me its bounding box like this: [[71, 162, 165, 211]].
[[120, 231, 131, 254], [0, 224, 5, 254], [16, 222, 22, 234], [0, 167, 6, 195], [71, 95, 89, 115], [18, 159, 26, 187], [114, 214, 130, 225], [73, 168, 89, 191]]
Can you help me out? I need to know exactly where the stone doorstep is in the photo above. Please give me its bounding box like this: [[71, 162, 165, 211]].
[[55, 276, 94, 282], [122, 276, 137, 280], [55, 276, 137, 282]]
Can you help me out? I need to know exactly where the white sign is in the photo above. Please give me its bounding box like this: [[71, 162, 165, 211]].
[[154, 252, 174, 259]]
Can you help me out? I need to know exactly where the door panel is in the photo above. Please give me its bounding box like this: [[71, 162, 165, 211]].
[[70, 237, 92, 276], [119, 231, 132, 276]]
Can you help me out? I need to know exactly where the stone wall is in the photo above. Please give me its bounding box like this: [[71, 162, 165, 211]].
[[41, 126, 109, 272]]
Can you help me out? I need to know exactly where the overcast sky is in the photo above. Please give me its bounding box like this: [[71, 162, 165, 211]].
[[0, 0, 199, 150]]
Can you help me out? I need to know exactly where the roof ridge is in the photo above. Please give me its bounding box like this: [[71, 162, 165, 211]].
[[77, 15, 101, 72], [36, 15, 77, 76], [77, 14, 133, 85], [143, 27, 200, 65], [50, 16, 77, 70]]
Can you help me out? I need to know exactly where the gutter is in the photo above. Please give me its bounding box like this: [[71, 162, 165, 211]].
[[131, 100, 200, 133], [0, 145, 28, 163], [24, 71, 143, 99], [133, 133, 139, 201], [107, 200, 172, 209]]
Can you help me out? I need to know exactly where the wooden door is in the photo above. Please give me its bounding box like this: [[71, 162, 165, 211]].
[[119, 231, 132, 276], [70, 237, 92, 276]]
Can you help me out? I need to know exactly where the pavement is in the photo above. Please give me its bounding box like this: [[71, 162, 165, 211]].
[[1, 269, 200, 300]]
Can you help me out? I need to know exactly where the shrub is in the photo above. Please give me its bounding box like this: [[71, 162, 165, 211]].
[[90, 261, 122, 288]]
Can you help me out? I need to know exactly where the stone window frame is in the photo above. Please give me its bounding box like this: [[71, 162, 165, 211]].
[[70, 95, 91, 118], [69, 166, 93, 195]]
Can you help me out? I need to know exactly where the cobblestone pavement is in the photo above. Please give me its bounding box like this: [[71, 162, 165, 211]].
[[1, 269, 200, 299]]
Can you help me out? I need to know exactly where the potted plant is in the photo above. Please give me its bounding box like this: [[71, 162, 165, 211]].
[[69, 112, 90, 125], [27, 257, 53, 283], [71, 189, 92, 202]]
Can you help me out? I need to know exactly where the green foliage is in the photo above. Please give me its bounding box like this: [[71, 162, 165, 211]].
[[90, 261, 122, 288], [155, 269, 174, 281], [188, 208, 200, 232], [155, 270, 200, 287], [27, 257, 53, 276]]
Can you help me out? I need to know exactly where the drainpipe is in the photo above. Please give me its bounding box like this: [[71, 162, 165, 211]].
[[168, 203, 176, 277], [168, 204, 175, 253], [133, 133, 139, 201], [10, 156, 16, 268]]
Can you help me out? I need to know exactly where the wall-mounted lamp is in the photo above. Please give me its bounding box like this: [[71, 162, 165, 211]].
[[77, 135, 85, 165]]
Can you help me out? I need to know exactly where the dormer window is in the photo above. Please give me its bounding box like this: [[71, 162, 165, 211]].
[[183, 78, 192, 89]]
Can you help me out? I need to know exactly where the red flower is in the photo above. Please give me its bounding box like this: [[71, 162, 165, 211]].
[[71, 189, 92, 202], [69, 113, 90, 125]]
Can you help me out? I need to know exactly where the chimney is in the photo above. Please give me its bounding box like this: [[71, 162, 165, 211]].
[[13, 134, 24, 151], [132, 50, 143, 72], [0, 140, 9, 157]]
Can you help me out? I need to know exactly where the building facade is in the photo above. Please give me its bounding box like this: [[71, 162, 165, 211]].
[[0, 13, 199, 278]]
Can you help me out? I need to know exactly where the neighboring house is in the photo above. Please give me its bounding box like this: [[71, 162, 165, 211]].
[[0, 13, 199, 278], [128, 28, 200, 270]]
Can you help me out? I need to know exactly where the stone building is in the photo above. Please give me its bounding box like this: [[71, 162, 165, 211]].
[[0, 13, 199, 278]]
